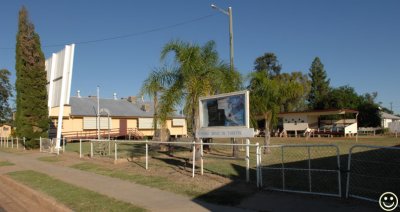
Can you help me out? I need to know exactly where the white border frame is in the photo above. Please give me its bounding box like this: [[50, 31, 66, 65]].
[[199, 90, 250, 129], [197, 90, 253, 138]]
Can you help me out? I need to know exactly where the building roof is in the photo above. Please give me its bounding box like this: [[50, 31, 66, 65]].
[[279, 109, 359, 117], [69, 97, 183, 118], [381, 111, 400, 120]]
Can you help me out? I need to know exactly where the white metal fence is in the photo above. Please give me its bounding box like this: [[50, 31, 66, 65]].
[[346, 145, 400, 203], [259, 144, 342, 197], [81, 139, 263, 185], [0, 137, 25, 150], [39, 137, 66, 154]]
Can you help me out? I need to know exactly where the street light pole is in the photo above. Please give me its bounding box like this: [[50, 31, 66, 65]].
[[211, 4, 234, 72], [211, 4, 238, 157], [228, 7, 234, 72]]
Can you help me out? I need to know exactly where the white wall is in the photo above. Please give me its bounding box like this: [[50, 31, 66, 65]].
[[345, 122, 358, 135], [389, 121, 400, 133]]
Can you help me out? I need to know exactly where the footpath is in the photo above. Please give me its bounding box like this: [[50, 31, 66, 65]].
[[0, 150, 379, 212], [0, 150, 244, 212]]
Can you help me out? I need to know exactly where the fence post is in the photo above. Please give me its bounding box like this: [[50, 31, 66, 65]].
[[23, 137, 25, 150], [63, 138, 65, 153], [114, 142, 117, 161], [16, 138, 19, 149], [11, 137, 13, 149], [336, 145, 342, 197], [108, 140, 111, 156], [246, 138, 250, 182], [308, 146, 312, 192], [39, 137, 42, 152], [200, 139, 204, 175], [259, 143, 263, 187], [90, 141, 93, 158], [145, 139, 148, 170], [256, 142, 260, 187], [346, 146, 354, 198], [281, 146, 285, 190], [6, 137, 9, 148], [192, 140, 196, 178], [79, 139, 82, 158]]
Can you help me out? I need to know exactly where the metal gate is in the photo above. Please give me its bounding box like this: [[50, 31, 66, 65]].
[[260, 144, 341, 197], [346, 145, 400, 203]]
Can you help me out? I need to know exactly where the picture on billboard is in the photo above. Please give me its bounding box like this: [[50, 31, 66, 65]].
[[199, 90, 249, 128]]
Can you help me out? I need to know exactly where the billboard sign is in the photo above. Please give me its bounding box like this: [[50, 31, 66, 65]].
[[45, 44, 75, 148], [197, 90, 254, 138]]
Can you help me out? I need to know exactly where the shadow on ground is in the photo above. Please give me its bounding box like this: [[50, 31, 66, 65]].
[[152, 143, 400, 211]]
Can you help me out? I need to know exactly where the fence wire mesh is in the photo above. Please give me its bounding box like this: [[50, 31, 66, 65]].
[[40, 138, 56, 153], [260, 144, 341, 197], [346, 145, 400, 202]]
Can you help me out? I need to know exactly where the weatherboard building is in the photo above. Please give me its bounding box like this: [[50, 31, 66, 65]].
[[48, 95, 187, 141]]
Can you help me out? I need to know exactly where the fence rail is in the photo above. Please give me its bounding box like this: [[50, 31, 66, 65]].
[[80, 139, 262, 185], [0, 137, 25, 150], [5, 135, 399, 205], [259, 144, 342, 197], [346, 145, 400, 203]]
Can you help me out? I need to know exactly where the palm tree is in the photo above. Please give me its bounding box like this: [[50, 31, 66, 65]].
[[140, 66, 177, 136], [157, 40, 242, 138]]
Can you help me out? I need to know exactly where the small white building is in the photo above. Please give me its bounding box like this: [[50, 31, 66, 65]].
[[381, 111, 400, 128], [278, 109, 358, 137]]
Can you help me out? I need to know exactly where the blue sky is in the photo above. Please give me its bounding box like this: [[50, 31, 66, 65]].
[[1, 0, 399, 114]]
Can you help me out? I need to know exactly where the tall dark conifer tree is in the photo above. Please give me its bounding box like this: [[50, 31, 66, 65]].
[[15, 7, 48, 148], [308, 57, 330, 109], [0, 69, 13, 123]]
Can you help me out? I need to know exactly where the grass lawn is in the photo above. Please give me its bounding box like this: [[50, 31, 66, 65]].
[[72, 162, 206, 197], [7, 170, 146, 212], [62, 136, 399, 205], [37, 156, 64, 163], [0, 160, 14, 166]]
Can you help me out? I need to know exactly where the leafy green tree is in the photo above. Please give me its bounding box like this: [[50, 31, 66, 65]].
[[357, 93, 381, 127], [250, 53, 311, 153], [248, 71, 280, 153], [277, 72, 310, 112], [325, 85, 361, 109], [0, 69, 13, 123], [322, 85, 381, 127], [254, 53, 281, 78], [15, 7, 49, 148], [308, 57, 330, 109]]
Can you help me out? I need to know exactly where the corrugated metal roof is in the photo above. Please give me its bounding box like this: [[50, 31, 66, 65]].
[[381, 111, 400, 120], [279, 109, 359, 117], [70, 97, 156, 117], [69, 97, 184, 118]]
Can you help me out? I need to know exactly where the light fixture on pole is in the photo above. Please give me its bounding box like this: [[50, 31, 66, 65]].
[[211, 4, 234, 72]]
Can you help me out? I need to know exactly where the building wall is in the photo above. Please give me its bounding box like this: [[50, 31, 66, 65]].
[[49, 105, 71, 117], [281, 114, 309, 131], [0, 125, 12, 137], [52, 116, 186, 138]]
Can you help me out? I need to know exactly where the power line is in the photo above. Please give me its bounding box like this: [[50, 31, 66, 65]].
[[0, 13, 215, 50]]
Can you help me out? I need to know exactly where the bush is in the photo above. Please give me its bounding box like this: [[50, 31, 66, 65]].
[[24, 138, 40, 149]]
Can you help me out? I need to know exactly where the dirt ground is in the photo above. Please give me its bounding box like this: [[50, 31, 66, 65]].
[[0, 174, 71, 212]]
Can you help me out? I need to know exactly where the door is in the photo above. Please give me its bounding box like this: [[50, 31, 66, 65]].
[[119, 119, 127, 136]]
